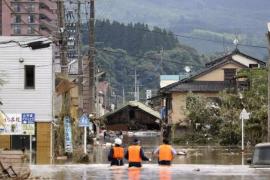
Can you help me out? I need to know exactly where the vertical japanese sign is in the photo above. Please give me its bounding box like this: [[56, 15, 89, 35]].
[[0, 113, 22, 135], [64, 116, 73, 153], [21, 113, 35, 135]]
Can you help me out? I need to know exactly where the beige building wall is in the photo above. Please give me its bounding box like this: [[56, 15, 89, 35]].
[[195, 64, 242, 81], [36, 122, 52, 164], [170, 92, 219, 124], [232, 55, 261, 67], [0, 135, 10, 149]]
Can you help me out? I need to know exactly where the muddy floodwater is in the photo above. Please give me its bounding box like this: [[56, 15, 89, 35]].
[[31, 164, 270, 180], [32, 137, 270, 179], [85, 137, 253, 165]]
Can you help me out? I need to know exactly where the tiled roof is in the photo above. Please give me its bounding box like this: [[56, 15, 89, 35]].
[[168, 81, 232, 92], [102, 101, 161, 119]]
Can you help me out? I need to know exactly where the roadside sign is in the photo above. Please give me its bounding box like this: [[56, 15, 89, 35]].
[[240, 108, 250, 120], [79, 114, 90, 127], [22, 113, 35, 135], [64, 116, 73, 153]]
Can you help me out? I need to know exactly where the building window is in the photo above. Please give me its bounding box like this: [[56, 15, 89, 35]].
[[28, 4, 35, 12], [13, 4, 20, 12], [13, 25, 21, 34], [24, 65, 35, 89], [15, 15, 21, 23], [249, 64, 258, 68], [27, 25, 35, 34], [28, 15, 34, 23], [224, 68, 236, 81]]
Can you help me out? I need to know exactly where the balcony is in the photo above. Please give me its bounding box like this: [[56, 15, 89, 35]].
[[11, 0, 39, 4], [39, 8, 56, 21]]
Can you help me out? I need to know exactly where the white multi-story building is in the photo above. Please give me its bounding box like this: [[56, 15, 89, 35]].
[[0, 36, 53, 164]]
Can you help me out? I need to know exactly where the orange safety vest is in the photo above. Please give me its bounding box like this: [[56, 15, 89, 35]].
[[113, 146, 124, 159], [158, 144, 173, 161], [128, 145, 142, 162]]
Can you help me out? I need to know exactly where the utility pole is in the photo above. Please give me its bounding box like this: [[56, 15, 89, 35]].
[[76, 0, 83, 108], [267, 22, 270, 142], [89, 0, 95, 115], [134, 68, 138, 101], [122, 87, 125, 105], [57, 0, 68, 74], [83, 0, 95, 114]]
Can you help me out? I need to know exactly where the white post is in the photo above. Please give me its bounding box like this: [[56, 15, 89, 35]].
[[241, 116, 244, 152], [84, 126, 87, 154], [29, 135, 32, 164]]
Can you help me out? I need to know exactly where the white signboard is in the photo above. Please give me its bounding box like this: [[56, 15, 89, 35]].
[[0, 112, 35, 135], [0, 113, 23, 135], [239, 108, 250, 120], [146, 90, 152, 99]]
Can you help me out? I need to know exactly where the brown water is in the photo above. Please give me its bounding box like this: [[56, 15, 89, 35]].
[[31, 164, 270, 180], [33, 137, 268, 180], [86, 136, 252, 165]]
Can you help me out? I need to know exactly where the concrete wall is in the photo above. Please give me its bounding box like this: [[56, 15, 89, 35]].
[[170, 92, 218, 124]]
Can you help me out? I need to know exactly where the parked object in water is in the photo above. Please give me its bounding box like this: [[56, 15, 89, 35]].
[[247, 143, 270, 168], [133, 131, 161, 137], [177, 151, 187, 156]]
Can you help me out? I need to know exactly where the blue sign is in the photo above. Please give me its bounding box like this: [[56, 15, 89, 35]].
[[64, 116, 73, 153], [78, 114, 90, 127], [22, 113, 35, 124], [160, 107, 166, 120]]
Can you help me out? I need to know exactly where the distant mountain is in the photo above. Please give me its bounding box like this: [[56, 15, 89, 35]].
[[96, 0, 270, 58]]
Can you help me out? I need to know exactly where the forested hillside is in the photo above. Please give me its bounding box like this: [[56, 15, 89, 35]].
[[83, 20, 179, 55], [82, 20, 207, 101], [95, 0, 269, 58]]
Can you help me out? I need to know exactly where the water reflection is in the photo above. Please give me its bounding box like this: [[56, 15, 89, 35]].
[[31, 164, 270, 180], [159, 167, 172, 180], [128, 168, 141, 180]]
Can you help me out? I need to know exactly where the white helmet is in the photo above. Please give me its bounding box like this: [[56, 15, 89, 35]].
[[114, 138, 122, 145]]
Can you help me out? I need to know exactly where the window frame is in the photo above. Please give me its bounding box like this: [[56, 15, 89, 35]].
[[24, 65, 35, 89]]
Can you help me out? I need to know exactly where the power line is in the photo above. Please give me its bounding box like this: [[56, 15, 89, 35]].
[[92, 19, 268, 50], [98, 48, 205, 68]]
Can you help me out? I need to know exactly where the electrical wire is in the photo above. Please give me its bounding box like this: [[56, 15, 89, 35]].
[[98, 48, 205, 68], [93, 21, 268, 50]]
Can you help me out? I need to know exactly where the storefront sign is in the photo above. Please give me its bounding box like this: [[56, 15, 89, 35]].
[[0, 112, 35, 135], [22, 113, 35, 135], [0, 113, 22, 135]]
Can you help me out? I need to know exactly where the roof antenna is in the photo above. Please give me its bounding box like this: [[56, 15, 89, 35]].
[[233, 33, 239, 52]]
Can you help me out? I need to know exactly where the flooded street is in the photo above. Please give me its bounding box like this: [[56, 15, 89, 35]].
[[31, 164, 270, 180], [33, 137, 270, 179], [85, 136, 252, 165]]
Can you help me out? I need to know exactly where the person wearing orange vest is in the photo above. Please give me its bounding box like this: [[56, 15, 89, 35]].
[[108, 138, 125, 166], [125, 138, 150, 167], [154, 139, 176, 166]]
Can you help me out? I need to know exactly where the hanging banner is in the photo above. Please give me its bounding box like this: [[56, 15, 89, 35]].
[[21, 113, 35, 135], [64, 116, 73, 153], [0, 113, 22, 135]]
